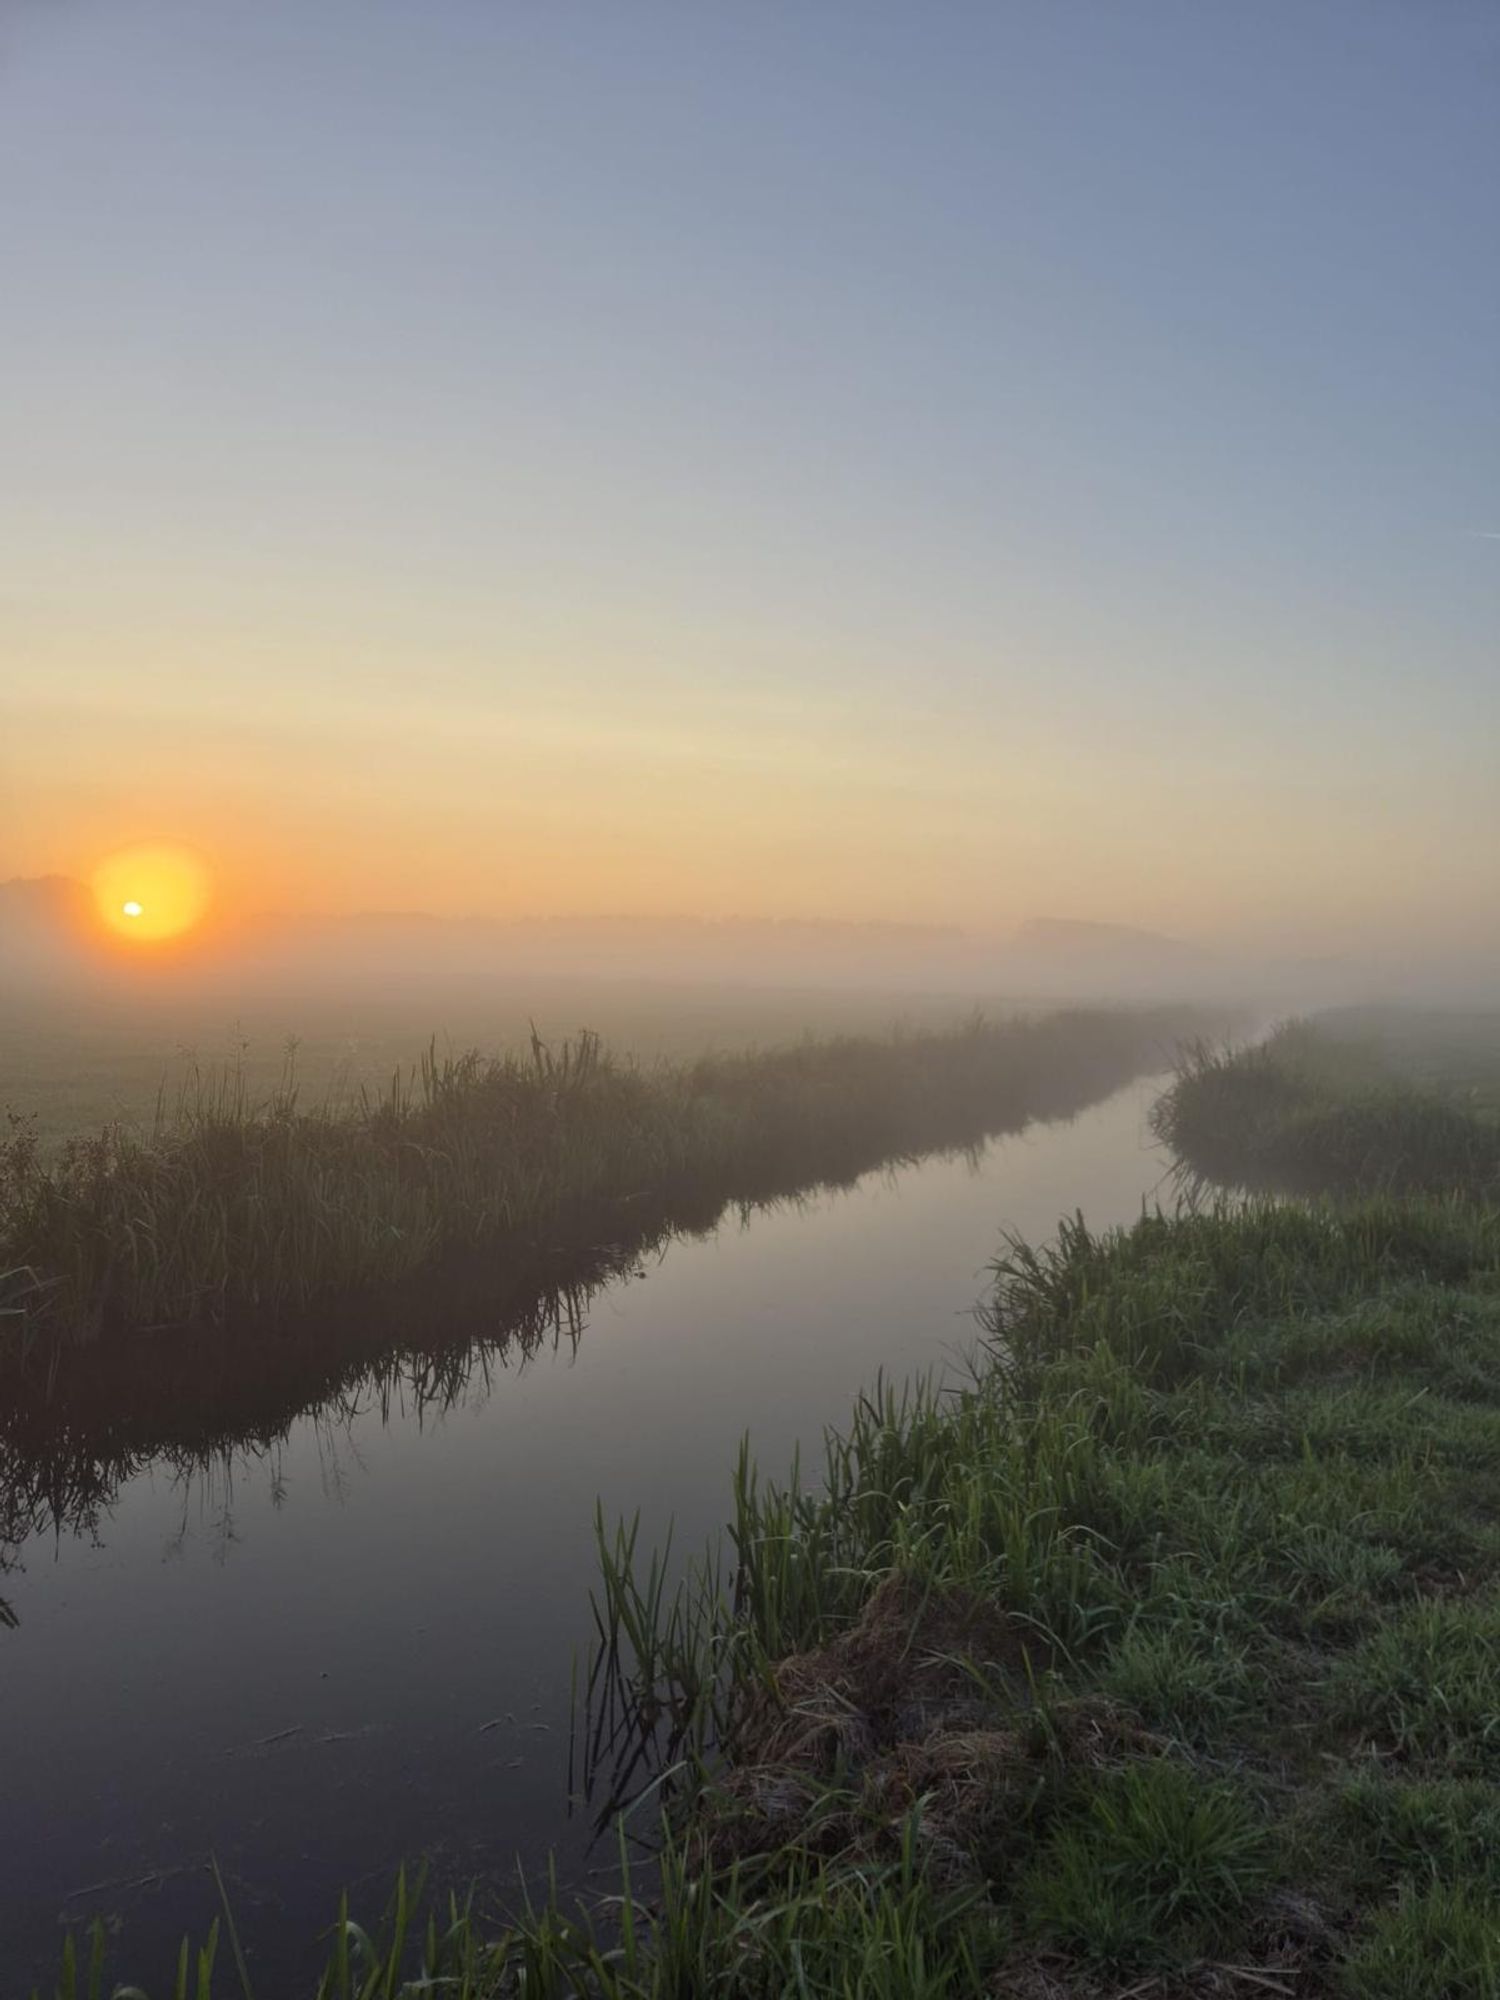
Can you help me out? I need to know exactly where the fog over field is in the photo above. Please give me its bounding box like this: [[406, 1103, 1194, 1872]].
[[7, 868, 1497, 1146], [3, 3, 1498, 1991], [9, 870, 1498, 1008]]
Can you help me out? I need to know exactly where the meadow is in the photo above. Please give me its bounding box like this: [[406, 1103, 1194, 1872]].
[[1304, 1006, 1500, 1117], [1156, 1015, 1500, 1199], [0, 983, 1030, 1151], [34, 1007, 1500, 1998], [0, 1003, 1203, 1353], [573, 1194, 1500, 1998]]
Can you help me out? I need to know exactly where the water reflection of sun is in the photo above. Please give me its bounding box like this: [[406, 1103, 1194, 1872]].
[[91, 844, 212, 943]]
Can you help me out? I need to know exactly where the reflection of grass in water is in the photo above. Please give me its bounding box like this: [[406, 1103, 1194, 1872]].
[[0, 1245, 607, 1579], [46, 1195, 1500, 1996], [0, 1006, 1208, 1351], [1, 1005, 1209, 1585]]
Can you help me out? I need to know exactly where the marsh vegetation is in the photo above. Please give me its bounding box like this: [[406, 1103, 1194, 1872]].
[[44, 1190, 1500, 1997], [1, 1006, 1205, 1352], [24, 1007, 1500, 1998], [4, 1028, 1199, 1990], [1157, 1016, 1500, 1199], [564, 1194, 1500, 1997]]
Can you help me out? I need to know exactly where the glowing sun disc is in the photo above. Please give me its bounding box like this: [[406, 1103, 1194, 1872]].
[[92, 845, 212, 943]]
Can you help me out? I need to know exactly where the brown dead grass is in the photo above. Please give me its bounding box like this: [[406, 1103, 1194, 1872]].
[[733, 1571, 1048, 1774], [694, 1573, 1321, 1994], [698, 1573, 1179, 1893]]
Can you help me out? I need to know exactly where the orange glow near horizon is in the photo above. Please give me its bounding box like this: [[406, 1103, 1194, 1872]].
[[91, 843, 213, 945]]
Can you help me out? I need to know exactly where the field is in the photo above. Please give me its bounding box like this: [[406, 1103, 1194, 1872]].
[[1156, 1015, 1500, 1198], [1, 1002, 1206, 1352], [0, 983, 1034, 1151], [31, 1005, 1500, 1998], [1296, 1006, 1500, 1118]]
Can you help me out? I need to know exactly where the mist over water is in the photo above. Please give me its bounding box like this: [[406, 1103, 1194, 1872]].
[[2, 1, 1498, 1986]]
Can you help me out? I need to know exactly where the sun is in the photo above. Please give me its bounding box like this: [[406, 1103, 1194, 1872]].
[[91, 843, 213, 944]]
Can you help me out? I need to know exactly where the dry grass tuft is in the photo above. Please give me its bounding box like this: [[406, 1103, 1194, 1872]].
[[734, 1570, 1048, 1774]]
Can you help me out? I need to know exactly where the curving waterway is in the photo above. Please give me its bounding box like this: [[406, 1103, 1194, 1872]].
[[1, 1070, 1181, 1991]]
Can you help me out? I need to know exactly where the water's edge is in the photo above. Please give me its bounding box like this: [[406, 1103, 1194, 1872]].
[[1, 1071, 1180, 1990]]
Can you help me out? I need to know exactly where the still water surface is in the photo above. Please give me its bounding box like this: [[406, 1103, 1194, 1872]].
[[1, 1072, 1176, 1989]]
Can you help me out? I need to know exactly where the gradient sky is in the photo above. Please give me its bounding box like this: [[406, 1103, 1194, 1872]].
[[3, 1, 1497, 956]]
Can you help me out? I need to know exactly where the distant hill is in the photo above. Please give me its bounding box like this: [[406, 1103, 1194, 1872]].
[[1012, 918, 1206, 961], [0, 879, 979, 995], [0, 876, 1248, 1002], [234, 908, 977, 991]]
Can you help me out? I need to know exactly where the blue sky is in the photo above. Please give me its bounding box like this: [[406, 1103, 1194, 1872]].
[[3, 1, 1497, 954]]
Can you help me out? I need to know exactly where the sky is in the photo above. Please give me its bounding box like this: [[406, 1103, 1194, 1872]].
[[2, 0, 1497, 960]]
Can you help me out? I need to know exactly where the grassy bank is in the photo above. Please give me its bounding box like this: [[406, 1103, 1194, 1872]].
[[42, 1193, 1500, 1997], [577, 1196, 1500, 1997], [1, 1006, 1203, 1351], [1293, 1006, 1500, 1120], [1154, 1020, 1500, 1199]]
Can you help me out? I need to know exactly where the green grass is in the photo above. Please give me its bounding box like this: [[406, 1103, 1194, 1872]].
[[37, 1016, 1500, 1996], [1155, 1017, 1500, 1197], [1329, 1598, 1500, 1770], [42, 1839, 1003, 2000], [1307, 1004, 1500, 1120], [0, 1005, 1203, 1352], [1020, 1759, 1272, 1967], [1339, 1884, 1500, 1999], [0, 984, 1042, 1152], [48, 1191, 1500, 1996], [571, 1194, 1500, 1992]]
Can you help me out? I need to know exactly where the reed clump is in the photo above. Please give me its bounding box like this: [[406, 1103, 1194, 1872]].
[[576, 1193, 1500, 1994], [1, 1006, 1204, 1350], [1154, 1019, 1500, 1199]]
